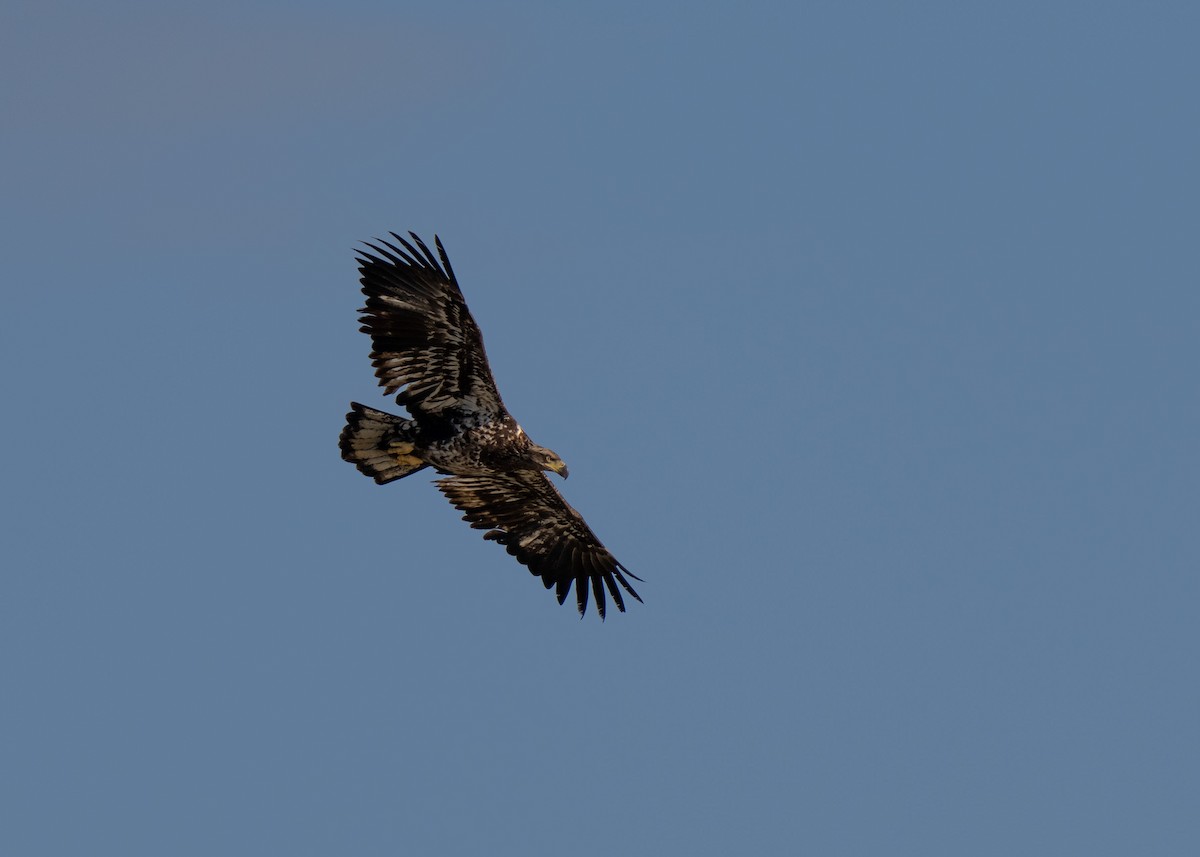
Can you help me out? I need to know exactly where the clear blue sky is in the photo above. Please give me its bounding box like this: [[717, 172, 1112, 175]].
[[3, 2, 1197, 854]]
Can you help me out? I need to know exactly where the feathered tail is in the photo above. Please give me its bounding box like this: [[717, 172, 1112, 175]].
[[339, 402, 428, 484]]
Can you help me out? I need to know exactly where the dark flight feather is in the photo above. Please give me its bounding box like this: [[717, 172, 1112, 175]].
[[356, 233, 507, 420], [435, 472, 642, 620]]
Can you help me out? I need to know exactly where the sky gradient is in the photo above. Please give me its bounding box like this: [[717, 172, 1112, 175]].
[[3, 2, 1198, 854]]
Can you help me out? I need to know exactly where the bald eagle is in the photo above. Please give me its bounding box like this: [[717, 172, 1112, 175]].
[[339, 232, 642, 618]]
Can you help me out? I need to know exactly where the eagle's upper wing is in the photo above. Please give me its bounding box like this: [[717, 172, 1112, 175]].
[[355, 232, 506, 419], [436, 472, 642, 619]]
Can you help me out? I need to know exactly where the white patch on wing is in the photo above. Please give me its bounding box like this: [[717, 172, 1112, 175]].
[[377, 294, 416, 309], [518, 532, 546, 549]]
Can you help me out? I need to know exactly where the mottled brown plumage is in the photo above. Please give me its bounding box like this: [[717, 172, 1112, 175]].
[[339, 232, 641, 618]]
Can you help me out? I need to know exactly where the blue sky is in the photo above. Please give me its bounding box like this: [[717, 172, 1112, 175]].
[[3, 2, 1197, 854]]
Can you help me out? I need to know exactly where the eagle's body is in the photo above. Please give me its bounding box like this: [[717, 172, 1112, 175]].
[[339, 232, 641, 618], [422, 418, 528, 476]]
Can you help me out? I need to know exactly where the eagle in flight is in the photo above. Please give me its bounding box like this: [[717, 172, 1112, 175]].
[[339, 232, 642, 618]]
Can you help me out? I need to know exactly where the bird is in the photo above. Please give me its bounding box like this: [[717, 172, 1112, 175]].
[[339, 232, 642, 619]]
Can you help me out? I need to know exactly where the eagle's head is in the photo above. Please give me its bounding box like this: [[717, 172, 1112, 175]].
[[530, 444, 569, 479]]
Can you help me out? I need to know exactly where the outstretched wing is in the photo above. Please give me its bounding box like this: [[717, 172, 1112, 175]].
[[436, 472, 642, 619], [356, 232, 507, 420]]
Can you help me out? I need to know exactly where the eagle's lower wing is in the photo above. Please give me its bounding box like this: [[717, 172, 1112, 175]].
[[356, 232, 507, 420], [436, 472, 642, 619]]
